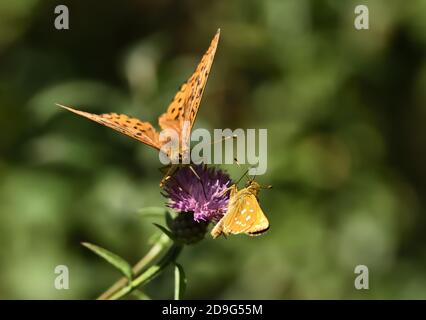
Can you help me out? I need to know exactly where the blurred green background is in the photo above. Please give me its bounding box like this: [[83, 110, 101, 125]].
[[1, 0, 426, 299]]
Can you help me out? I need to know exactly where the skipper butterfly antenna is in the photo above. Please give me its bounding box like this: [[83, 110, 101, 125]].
[[248, 167, 258, 184], [232, 158, 250, 186]]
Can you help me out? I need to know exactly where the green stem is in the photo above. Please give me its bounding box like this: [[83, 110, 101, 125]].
[[97, 233, 171, 300], [108, 244, 183, 300]]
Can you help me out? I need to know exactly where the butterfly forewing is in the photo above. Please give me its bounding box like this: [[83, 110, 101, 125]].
[[158, 82, 191, 135], [158, 29, 220, 137], [59, 30, 221, 185], [221, 191, 263, 235], [57, 105, 161, 150], [185, 29, 220, 130]]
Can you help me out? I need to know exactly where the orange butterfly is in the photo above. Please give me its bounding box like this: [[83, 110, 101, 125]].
[[58, 29, 220, 185], [211, 180, 271, 239]]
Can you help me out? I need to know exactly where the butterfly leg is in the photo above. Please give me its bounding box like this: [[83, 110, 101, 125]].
[[159, 164, 180, 187], [188, 164, 211, 200], [158, 164, 171, 174], [211, 218, 225, 239], [219, 184, 238, 198]]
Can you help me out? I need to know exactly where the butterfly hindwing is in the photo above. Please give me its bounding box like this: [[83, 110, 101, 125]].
[[246, 198, 269, 236]]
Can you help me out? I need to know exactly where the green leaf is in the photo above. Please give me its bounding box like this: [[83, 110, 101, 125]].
[[153, 223, 176, 241], [82, 242, 133, 280], [137, 207, 167, 218], [165, 209, 174, 229], [174, 263, 186, 300]]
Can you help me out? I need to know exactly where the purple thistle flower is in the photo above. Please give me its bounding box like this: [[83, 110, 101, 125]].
[[163, 164, 232, 222]]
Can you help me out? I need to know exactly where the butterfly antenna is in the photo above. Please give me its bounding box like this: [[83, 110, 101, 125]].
[[248, 167, 258, 184], [232, 158, 250, 186], [235, 169, 249, 186], [244, 166, 270, 189], [209, 135, 237, 146]]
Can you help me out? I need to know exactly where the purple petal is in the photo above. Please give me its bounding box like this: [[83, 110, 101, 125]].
[[163, 165, 232, 222]]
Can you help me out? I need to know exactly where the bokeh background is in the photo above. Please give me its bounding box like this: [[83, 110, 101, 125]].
[[1, 0, 426, 299]]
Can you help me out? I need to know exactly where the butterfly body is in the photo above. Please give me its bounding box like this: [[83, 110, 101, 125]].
[[58, 30, 220, 185], [211, 180, 270, 239]]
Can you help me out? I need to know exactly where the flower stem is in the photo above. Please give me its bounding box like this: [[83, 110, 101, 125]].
[[108, 243, 183, 300], [97, 233, 171, 300]]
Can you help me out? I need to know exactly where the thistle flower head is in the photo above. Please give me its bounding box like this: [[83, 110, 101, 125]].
[[163, 164, 232, 222]]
